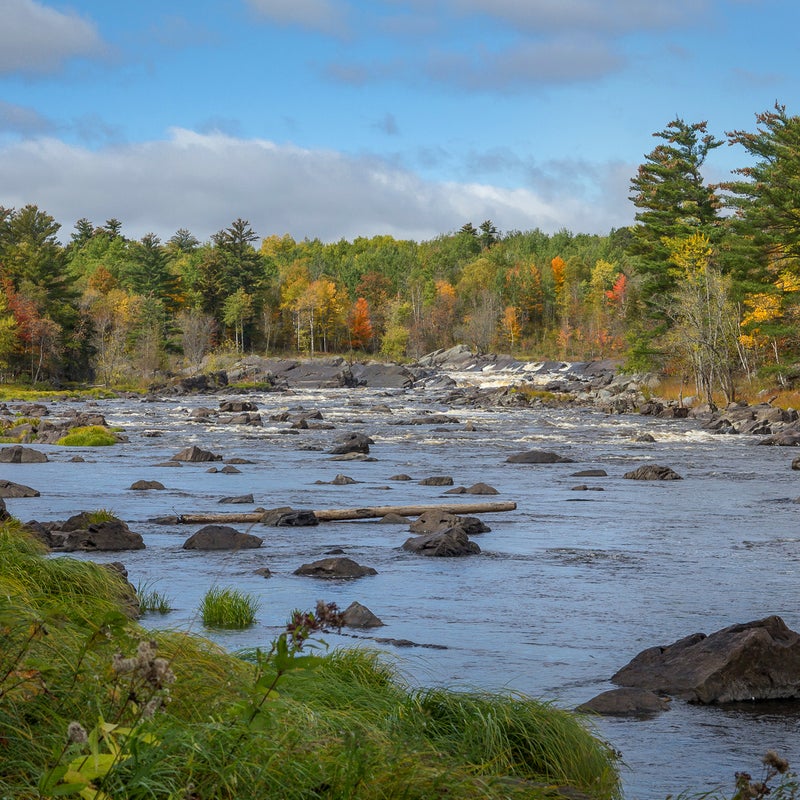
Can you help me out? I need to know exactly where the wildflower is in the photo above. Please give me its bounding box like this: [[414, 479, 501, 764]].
[[763, 750, 790, 774], [66, 721, 88, 744]]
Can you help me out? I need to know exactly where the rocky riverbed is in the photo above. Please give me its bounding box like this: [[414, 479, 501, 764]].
[[2, 349, 800, 798]]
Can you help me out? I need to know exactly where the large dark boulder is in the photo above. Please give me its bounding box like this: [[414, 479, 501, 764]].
[[402, 527, 481, 557], [612, 616, 800, 704], [182, 525, 263, 550], [505, 450, 573, 464], [0, 446, 48, 463], [623, 464, 683, 480], [293, 557, 377, 578]]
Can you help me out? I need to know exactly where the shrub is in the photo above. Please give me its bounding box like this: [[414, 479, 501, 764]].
[[56, 425, 118, 446], [200, 586, 259, 628]]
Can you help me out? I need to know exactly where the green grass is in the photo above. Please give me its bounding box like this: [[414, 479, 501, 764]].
[[200, 586, 260, 628], [0, 521, 626, 800], [136, 580, 174, 614], [56, 424, 119, 446]]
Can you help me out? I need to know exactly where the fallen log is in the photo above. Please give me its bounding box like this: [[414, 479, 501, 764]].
[[314, 501, 516, 521], [154, 500, 516, 525]]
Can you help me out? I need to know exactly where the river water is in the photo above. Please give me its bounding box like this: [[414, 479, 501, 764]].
[[4, 380, 800, 799]]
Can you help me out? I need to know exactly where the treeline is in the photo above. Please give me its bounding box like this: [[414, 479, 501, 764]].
[[1, 103, 799, 401]]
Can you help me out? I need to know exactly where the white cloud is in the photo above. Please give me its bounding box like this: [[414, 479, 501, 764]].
[[425, 35, 624, 89], [0, 130, 633, 242], [445, 0, 708, 34], [245, 0, 349, 35], [0, 0, 105, 75]]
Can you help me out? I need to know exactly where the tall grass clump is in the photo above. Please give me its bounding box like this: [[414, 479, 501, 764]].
[[56, 424, 119, 446], [200, 586, 259, 628], [136, 580, 174, 614]]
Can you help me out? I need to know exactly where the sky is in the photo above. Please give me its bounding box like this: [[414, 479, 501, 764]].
[[0, 0, 796, 245]]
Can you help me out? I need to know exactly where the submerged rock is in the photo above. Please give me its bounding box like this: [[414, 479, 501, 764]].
[[505, 450, 573, 464], [623, 464, 683, 481]]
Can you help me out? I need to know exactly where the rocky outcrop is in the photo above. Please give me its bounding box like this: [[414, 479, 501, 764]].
[[611, 616, 800, 704], [38, 517, 146, 552], [182, 525, 262, 550], [623, 465, 683, 480], [293, 557, 377, 578]]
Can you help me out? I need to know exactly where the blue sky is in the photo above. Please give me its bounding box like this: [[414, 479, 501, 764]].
[[0, 0, 796, 244]]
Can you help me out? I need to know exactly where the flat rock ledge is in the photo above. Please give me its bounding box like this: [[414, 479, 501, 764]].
[[612, 615, 800, 704]]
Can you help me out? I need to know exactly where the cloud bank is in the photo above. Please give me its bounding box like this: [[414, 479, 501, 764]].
[[0, 130, 634, 242]]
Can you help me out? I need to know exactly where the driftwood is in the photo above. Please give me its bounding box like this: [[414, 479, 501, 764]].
[[157, 501, 516, 525]]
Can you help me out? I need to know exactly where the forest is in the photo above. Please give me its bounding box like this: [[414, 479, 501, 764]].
[[1, 104, 799, 405]]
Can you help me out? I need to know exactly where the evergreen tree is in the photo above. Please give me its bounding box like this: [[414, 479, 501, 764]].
[[629, 119, 723, 301], [722, 104, 800, 288]]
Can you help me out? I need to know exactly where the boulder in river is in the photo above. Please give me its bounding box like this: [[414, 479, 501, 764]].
[[623, 464, 683, 480], [329, 432, 373, 455], [505, 450, 573, 464], [402, 527, 481, 557], [129, 480, 165, 491], [341, 601, 384, 628], [0, 479, 40, 497], [419, 475, 454, 486], [576, 688, 670, 717], [0, 445, 48, 463], [182, 525, 263, 550], [293, 557, 377, 579], [611, 615, 800, 703], [50, 519, 145, 552], [171, 445, 222, 463]]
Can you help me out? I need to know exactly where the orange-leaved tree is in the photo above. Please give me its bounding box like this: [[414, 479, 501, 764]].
[[349, 296, 373, 351]]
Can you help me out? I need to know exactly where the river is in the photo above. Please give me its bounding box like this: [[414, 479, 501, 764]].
[[4, 380, 800, 799]]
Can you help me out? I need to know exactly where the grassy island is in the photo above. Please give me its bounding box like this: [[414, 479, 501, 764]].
[[0, 521, 621, 799]]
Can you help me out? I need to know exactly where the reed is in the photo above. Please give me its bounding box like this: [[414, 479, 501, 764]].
[[200, 586, 259, 628]]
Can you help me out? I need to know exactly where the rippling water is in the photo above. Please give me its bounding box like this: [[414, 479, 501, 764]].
[[5, 384, 800, 799]]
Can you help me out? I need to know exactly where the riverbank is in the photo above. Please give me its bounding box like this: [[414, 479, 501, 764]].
[[0, 519, 620, 799]]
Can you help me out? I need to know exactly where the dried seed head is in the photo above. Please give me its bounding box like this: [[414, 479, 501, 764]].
[[764, 750, 790, 774], [67, 721, 88, 744]]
